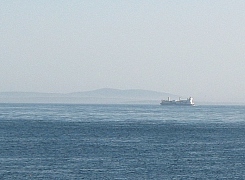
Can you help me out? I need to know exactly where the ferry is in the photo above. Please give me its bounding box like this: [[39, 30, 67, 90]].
[[160, 97, 194, 106]]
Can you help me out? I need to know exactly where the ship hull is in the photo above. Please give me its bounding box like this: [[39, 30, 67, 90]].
[[160, 103, 194, 106]]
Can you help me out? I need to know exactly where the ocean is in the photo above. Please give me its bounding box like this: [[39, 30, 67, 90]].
[[0, 103, 245, 179]]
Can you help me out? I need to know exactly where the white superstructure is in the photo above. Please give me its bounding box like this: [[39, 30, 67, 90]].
[[160, 97, 194, 106]]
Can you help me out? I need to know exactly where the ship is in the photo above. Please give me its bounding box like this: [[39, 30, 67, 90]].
[[160, 97, 194, 106]]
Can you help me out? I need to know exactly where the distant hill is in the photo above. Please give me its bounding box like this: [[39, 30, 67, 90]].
[[0, 88, 179, 104], [68, 88, 176, 98]]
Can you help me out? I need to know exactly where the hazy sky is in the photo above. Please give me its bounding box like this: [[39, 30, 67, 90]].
[[1, 1, 245, 102]]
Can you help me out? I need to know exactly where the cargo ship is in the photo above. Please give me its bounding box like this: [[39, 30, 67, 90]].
[[160, 97, 194, 106]]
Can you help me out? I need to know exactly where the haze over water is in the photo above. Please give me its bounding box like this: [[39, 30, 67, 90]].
[[1, 1, 245, 103], [1, 1, 245, 179]]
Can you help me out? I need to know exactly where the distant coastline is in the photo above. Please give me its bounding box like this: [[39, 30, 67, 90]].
[[0, 88, 244, 105], [0, 88, 178, 104]]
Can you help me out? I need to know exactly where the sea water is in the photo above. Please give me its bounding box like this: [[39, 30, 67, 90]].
[[0, 104, 245, 179]]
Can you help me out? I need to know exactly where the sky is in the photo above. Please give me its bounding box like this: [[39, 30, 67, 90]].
[[1, 1, 245, 102]]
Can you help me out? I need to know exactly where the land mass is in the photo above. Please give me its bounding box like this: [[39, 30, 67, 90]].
[[0, 88, 179, 104]]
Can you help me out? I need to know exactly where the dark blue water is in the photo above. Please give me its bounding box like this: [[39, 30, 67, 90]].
[[0, 104, 245, 179]]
